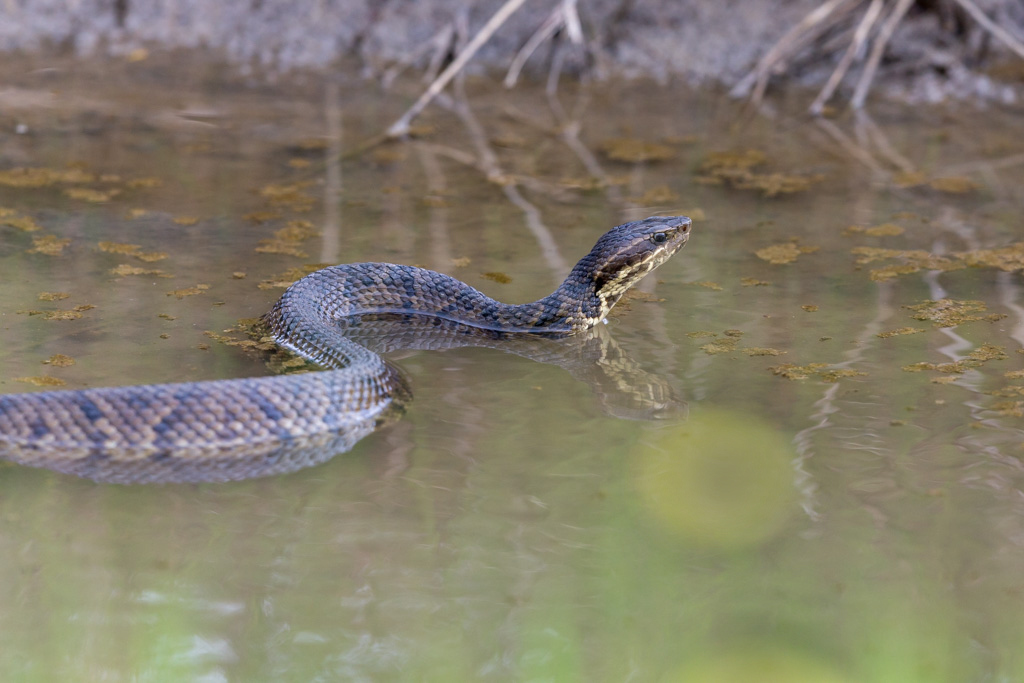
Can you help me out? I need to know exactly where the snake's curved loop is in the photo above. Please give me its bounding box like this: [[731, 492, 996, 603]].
[[0, 216, 690, 483]]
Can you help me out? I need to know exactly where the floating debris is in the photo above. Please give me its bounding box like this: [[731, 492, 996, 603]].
[[756, 241, 819, 265], [255, 219, 320, 257], [0, 166, 94, 188], [28, 234, 71, 256], [18, 304, 96, 321], [876, 327, 925, 338], [686, 331, 718, 339], [125, 177, 162, 189], [1, 212, 42, 232], [257, 264, 329, 290], [801, 305, 818, 312], [851, 246, 962, 281], [696, 149, 823, 197], [173, 216, 200, 226], [743, 347, 784, 356], [167, 284, 210, 299], [844, 223, 904, 237], [243, 210, 282, 224], [687, 281, 723, 291], [37, 292, 70, 301], [43, 354, 75, 367], [598, 138, 676, 163], [769, 363, 829, 380], [740, 277, 771, 287], [819, 369, 867, 382], [110, 264, 166, 277], [700, 338, 738, 355], [634, 185, 679, 204], [699, 330, 744, 354], [98, 241, 143, 256], [769, 363, 864, 382], [902, 344, 1007, 374], [450, 257, 471, 268], [929, 176, 979, 194], [904, 299, 1006, 327], [13, 376, 67, 387], [481, 272, 511, 284], [991, 401, 1024, 417], [64, 187, 120, 203], [893, 171, 927, 188], [956, 243, 1024, 272], [258, 182, 316, 212]]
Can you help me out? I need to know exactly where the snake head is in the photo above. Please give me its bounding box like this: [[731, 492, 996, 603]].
[[585, 215, 692, 314]]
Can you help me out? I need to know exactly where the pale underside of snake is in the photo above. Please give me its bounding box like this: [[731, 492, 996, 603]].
[[0, 215, 691, 484]]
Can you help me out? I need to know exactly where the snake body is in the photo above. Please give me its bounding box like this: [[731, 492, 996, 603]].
[[0, 216, 690, 483]]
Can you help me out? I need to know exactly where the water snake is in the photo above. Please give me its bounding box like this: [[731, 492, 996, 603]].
[[0, 215, 691, 483]]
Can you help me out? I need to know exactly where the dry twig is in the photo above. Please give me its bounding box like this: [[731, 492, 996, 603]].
[[809, 0, 886, 115], [736, 0, 1024, 111], [504, 0, 583, 88], [386, 0, 529, 138]]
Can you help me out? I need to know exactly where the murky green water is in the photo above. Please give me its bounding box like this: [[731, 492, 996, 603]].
[[2, 54, 1024, 681]]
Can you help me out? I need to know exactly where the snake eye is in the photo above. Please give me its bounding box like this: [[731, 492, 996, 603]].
[[651, 232, 669, 244]]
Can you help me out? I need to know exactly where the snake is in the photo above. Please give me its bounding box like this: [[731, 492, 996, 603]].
[[0, 215, 691, 483]]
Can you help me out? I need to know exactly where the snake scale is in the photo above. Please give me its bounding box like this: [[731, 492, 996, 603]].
[[0, 215, 691, 483]]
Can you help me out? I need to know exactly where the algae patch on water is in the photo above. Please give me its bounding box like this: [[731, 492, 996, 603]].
[[902, 343, 1007, 375], [696, 149, 823, 197], [769, 363, 865, 382], [255, 219, 320, 258], [756, 241, 819, 265], [166, 284, 210, 299], [597, 138, 676, 163], [844, 223, 905, 237], [904, 299, 1006, 327], [13, 376, 67, 387], [28, 234, 71, 256], [480, 271, 512, 284]]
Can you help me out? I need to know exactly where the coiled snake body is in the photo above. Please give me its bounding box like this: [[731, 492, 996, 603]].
[[0, 216, 691, 483]]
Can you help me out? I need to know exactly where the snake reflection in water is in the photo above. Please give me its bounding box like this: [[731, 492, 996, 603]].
[[0, 215, 692, 484]]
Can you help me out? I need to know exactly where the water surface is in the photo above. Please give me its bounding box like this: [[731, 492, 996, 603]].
[[2, 54, 1024, 681]]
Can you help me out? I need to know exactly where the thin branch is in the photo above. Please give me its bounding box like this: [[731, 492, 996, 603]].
[[731, 0, 861, 102], [504, 6, 565, 88], [950, 0, 1024, 61], [381, 24, 454, 88], [851, 0, 915, 108], [504, 0, 582, 90], [386, 0, 530, 138], [809, 0, 885, 115]]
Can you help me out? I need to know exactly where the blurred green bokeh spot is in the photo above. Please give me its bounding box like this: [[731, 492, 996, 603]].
[[633, 408, 797, 549]]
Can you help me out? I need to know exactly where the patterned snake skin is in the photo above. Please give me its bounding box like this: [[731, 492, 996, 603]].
[[0, 216, 691, 483]]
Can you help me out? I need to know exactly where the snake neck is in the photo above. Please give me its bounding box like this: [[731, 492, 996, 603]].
[[518, 262, 613, 331]]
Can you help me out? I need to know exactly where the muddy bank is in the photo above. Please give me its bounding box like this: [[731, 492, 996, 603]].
[[0, 0, 1022, 104]]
